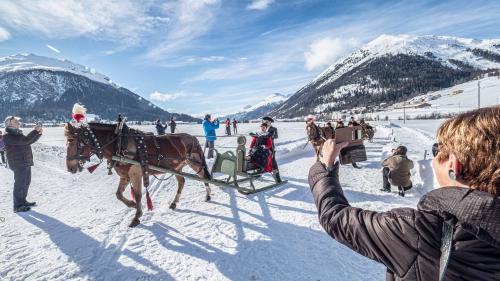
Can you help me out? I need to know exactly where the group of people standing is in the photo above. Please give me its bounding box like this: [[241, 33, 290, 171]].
[[155, 117, 177, 135], [224, 118, 238, 135]]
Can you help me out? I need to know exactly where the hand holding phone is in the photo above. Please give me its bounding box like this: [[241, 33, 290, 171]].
[[321, 140, 349, 168], [35, 122, 43, 133]]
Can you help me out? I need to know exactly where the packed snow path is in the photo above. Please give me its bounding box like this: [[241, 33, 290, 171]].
[[0, 122, 439, 281]]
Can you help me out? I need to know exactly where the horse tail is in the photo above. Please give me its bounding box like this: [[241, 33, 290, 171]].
[[191, 136, 212, 181]]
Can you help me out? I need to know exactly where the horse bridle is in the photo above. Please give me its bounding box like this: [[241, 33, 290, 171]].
[[66, 124, 104, 163]]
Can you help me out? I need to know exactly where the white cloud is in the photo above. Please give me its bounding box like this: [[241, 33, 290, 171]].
[[46, 44, 60, 53], [143, 0, 220, 61], [304, 37, 361, 71], [0, 26, 10, 41], [247, 0, 274, 10], [0, 0, 165, 45], [149, 91, 187, 102]]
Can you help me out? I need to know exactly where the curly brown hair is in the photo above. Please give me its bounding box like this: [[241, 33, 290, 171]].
[[436, 105, 500, 196]]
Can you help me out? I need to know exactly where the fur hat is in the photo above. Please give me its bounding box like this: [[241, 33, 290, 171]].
[[72, 103, 87, 123], [4, 116, 20, 128], [305, 114, 315, 121]]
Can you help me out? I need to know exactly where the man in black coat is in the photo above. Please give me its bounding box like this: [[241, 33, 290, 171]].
[[3, 116, 42, 212], [155, 119, 167, 135], [169, 117, 176, 133]]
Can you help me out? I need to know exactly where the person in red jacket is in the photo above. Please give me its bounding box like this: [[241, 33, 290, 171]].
[[225, 118, 231, 135], [247, 123, 273, 173]]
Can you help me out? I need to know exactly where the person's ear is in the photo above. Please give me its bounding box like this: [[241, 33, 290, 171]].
[[447, 154, 462, 180]]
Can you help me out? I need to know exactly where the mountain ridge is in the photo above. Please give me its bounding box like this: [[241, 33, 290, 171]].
[[0, 53, 199, 122], [270, 34, 500, 118]]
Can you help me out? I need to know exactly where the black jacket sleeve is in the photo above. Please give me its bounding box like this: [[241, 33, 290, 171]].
[[308, 161, 425, 278], [4, 130, 41, 146]]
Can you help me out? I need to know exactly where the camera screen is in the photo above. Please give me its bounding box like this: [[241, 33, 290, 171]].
[[352, 129, 362, 140]]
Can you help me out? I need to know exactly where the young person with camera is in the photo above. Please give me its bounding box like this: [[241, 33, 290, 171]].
[[3, 116, 43, 213], [202, 114, 219, 159], [308, 106, 500, 281]]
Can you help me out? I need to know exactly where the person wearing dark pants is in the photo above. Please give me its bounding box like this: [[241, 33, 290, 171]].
[[0, 129, 6, 166], [232, 119, 238, 135], [13, 166, 31, 209], [3, 116, 42, 212], [205, 139, 215, 159], [169, 117, 176, 133], [202, 114, 219, 159]]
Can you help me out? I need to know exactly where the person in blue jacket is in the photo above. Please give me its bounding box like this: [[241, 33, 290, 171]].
[[202, 114, 219, 159]]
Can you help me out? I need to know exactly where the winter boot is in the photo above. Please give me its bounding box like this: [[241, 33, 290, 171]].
[[352, 162, 362, 169], [24, 201, 37, 207], [14, 205, 31, 213]]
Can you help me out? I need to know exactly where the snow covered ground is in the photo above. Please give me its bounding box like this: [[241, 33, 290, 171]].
[[0, 120, 443, 281], [364, 76, 500, 120]]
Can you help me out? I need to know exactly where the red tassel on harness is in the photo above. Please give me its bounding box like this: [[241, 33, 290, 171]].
[[146, 190, 154, 211], [130, 187, 135, 201], [87, 163, 100, 173]]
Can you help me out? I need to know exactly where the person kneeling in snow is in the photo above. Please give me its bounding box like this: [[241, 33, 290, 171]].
[[309, 106, 500, 281], [380, 145, 414, 196], [247, 123, 273, 174]]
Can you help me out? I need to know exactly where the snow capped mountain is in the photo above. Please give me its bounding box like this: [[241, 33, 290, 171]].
[[271, 34, 500, 118], [0, 53, 198, 122], [226, 93, 287, 120], [0, 53, 118, 87]]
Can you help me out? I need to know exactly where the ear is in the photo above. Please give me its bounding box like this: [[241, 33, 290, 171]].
[[64, 122, 74, 135], [448, 154, 463, 177]]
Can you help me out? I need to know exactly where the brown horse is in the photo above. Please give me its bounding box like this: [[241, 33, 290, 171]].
[[306, 122, 327, 161], [64, 122, 212, 227]]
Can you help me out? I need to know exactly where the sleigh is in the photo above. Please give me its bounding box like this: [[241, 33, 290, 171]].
[[112, 135, 287, 195], [210, 136, 288, 194]]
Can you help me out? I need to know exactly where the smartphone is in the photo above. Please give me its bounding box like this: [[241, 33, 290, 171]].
[[335, 126, 367, 165]]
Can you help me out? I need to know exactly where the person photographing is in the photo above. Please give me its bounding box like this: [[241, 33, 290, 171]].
[[202, 114, 219, 159], [3, 117, 43, 213], [380, 145, 414, 196], [309, 106, 500, 280]]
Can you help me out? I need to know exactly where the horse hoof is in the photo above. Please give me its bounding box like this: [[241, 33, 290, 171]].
[[169, 203, 176, 209], [129, 219, 140, 227], [205, 195, 211, 202]]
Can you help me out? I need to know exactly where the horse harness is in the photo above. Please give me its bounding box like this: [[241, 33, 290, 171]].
[[70, 119, 205, 187], [66, 123, 105, 163]]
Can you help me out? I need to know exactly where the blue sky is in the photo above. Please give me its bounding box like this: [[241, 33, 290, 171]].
[[1, 0, 500, 117]]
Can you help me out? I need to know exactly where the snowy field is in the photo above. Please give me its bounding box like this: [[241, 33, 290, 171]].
[[360, 76, 500, 120], [0, 120, 442, 281]]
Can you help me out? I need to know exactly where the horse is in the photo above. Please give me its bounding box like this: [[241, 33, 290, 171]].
[[64, 122, 212, 227], [306, 122, 327, 161]]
